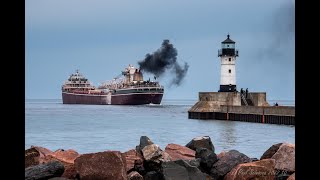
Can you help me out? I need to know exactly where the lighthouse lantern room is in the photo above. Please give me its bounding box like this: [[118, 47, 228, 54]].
[[218, 34, 239, 92]]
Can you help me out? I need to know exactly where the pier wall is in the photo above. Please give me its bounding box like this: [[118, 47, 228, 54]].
[[188, 92, 295, 125]]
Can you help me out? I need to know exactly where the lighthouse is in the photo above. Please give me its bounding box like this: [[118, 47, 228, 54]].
[[218, 34, 239, 92]]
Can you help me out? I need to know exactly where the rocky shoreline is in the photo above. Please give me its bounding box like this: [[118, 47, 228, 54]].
[[25, 136, 295, 180]]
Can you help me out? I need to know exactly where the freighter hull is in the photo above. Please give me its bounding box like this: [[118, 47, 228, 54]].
[[111, 93, 163, 105], [62, 92, 110, 105]]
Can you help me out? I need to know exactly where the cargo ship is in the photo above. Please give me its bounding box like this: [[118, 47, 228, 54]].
[[62, 65, 164, 105]]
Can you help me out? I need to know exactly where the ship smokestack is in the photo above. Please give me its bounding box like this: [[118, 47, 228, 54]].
[[133, 69, 143, 81], [138, 39, 189, 86]]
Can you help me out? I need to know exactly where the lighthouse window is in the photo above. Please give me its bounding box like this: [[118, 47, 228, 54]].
[[229, 58, 231, 61], [229, 69, 231, 73]]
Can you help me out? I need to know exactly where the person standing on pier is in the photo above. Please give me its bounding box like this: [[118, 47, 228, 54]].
[[245, 88, 248, 98]]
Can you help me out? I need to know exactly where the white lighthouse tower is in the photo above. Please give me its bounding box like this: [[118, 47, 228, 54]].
[[218, 34, 239, 92]]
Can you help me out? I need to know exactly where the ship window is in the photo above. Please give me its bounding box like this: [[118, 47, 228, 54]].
[[229, 69, 231, 73], [229, 58, 231, 61]]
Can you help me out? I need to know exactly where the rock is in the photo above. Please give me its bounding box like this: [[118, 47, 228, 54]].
[[271, 143, 295, 172], [137, 136, 154, 154], [25, 160, 65, 180], [25, 147, 41, 168], [186, 136, 215, 152], [224, 159, 276, 180], [128, 171, 143, 180], [123, 149, 143, 172], [74, 151, 127, 180], [210, 150, 251, 179], [165, 143, 195, 161], [142, 144, 163, 161], [144, 171, 163, 180], [142, 144, 168, 172], [49, 149, 79, 164], [36, 149, 79, 179], [196, 148, 218, 173], [42, 149, 79, 179], [31, 146, 55, 164], [162, 159, 210, 180], [287, 172, 295, 180], [25, 146, 55, 168], [260, 143, 283, 160]]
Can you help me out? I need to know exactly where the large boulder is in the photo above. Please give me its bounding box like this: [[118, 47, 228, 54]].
[[271, 143, 295, 172], [46, 149, 80, 179], [162, 159, 210, 180], [142, 144, 169, 172], [210, 150, 251, 179], [165, 143, 195, 161], [127, 171, 143, 180], [186, 136, 215, 152], [74, 151, 127, 180], [224, 159, 276, 180], [260, 143, 283, 160], [136, 136, 154, 154], [25, 160, 65, 180], [123, 149, 144, 172], [142, 144, 163, 161], [196, 148, 218, 173], [25, 146, 55, 168]]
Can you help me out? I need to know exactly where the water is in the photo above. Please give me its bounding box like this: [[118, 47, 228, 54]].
[[25, 99, 295, 158]]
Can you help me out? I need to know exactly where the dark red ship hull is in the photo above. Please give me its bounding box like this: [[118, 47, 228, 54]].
[[62, 92, 163, 105], [111, 93, 163, 105], [62, 92, 110, 105]]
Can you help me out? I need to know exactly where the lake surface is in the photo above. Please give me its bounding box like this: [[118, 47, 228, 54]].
[[25, 99, 295, 158]]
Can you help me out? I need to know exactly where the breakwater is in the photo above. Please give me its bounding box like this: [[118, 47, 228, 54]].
[[188, 92, 295, 125], [25, 136, 295, 180]]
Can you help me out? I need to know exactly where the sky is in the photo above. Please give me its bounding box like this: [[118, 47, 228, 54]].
[[26, 0, 295, 101]]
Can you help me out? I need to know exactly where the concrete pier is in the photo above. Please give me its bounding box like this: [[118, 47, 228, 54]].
[[188, 92, 295, 125]]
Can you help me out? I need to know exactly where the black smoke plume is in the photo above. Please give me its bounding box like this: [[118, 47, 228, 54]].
[[138, 39, 189, 86]]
